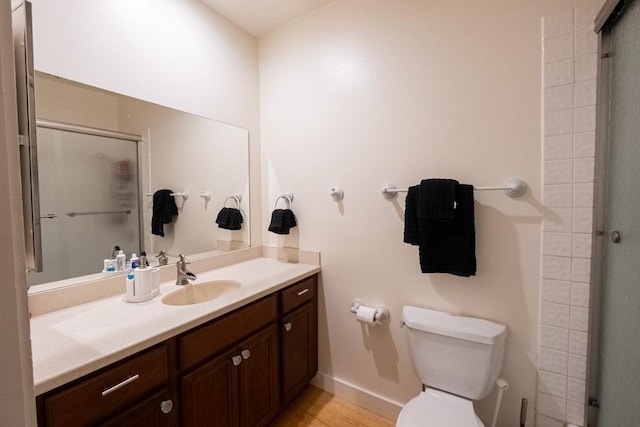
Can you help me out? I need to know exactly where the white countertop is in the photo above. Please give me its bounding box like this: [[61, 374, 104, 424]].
[[30, 257, 320, 395]]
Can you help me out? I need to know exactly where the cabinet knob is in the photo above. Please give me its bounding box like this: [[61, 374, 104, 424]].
[[232, 355, 243, 366], [241, 349, 251, 360], [160, 399, 173, 414], [284, 322, 292, 332]]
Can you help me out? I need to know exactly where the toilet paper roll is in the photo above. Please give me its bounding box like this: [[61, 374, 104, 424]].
[[356, 305, 377, 325]]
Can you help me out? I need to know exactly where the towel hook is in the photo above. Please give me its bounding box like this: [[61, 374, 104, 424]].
[[330, 186, 344, 201], [224, 193, 242, 208], [275, 192, 294, 209], [199, 191, 211, 202]]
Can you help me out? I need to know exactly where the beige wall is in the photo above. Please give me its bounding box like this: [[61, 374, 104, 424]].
[[0, 0, 36, 424], [259, 1, 543, 424]]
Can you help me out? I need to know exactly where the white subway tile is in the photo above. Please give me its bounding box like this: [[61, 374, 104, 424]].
[[540, 348, 569, 375], [544, 184, 573, 208], [542, 301, 571, 327], [570, 306, 590, 332], [574, 132, 596, 158], [543, 208, 573, 233], [574, 183, 594, 208], [567, 401, 586, 426], [568, 354, 587, 379], [536, 414, 565, 427], [545, 59, 574, 87], [574, 158, 595, 183], [571, 258, 591, 283], [575, 54, 598, 82], [545, 34, 574, 63], [575, 29, 598, 56], [545, 159, 574, 184], [572, 233, 593, 259], [567, 377, 587, 403], [542, 257, 572, 282], [538, 370, 568, 398], [575, 6, 599, 31], [541, 325, 570, 351], [544, 11, 574, 38], [571, 282, 591, 307], [545, 84, 574, 112], [574, 79, 597, 108], [545, 111, 574, 136], [574, 106, 597, 133], [569, 330, 589, 355], [537, 392, 567, 420], [543, 232, 572, 257], [542, 279, 571, 305], [573, 209, 594, 233], [545, 135, 574, 160]]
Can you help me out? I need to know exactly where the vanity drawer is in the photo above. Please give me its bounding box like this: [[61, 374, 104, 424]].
[[42, 345, 168, 427], [280, 276, 316, 314], [179, 294, 277, 371]]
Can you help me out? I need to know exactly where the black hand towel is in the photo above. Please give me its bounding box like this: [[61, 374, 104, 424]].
[[151, 189, 178, 237], [268, 209, 297, 235], [216, 207, 243, 230], [403, 182, 476, 277], [418, 179, 458, 221]]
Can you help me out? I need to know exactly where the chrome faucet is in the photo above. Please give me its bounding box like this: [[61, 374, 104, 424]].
[[176, 254, 197, 285]]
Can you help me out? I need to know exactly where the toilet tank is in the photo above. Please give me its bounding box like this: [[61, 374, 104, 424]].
[[402, 306, 507, 400]]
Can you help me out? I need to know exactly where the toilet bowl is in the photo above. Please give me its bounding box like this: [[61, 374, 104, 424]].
[[396, 306, 507, 427]]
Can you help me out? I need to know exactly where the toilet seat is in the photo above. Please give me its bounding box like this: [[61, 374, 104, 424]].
[[396, 388, 484, 427]]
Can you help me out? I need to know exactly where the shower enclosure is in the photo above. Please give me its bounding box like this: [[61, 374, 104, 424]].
[[590, 0, 640, 425], [28, 122, 141, 285]]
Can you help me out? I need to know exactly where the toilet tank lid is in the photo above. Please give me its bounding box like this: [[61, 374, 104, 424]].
[[402, 306, 507, 345]]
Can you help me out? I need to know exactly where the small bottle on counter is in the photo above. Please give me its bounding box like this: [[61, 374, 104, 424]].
[[115, 245, 126, 271], [130, 253, 139, 269], [103, 248, 117, 272]]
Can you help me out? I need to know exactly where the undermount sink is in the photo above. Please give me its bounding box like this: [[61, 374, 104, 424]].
[[161, 280, 241, 306]]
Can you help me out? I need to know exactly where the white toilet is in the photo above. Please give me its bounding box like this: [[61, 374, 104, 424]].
[[397, 305, 507, 427]]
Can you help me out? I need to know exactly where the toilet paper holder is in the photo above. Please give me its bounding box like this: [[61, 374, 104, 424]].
[[350, 299, 389, 325]]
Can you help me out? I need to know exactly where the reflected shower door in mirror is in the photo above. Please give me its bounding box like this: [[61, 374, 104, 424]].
[[28, 73, 250, 287], [29, 126, 141, 285]]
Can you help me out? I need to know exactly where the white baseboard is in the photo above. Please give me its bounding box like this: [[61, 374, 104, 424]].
[[310, 372, 404, 422]]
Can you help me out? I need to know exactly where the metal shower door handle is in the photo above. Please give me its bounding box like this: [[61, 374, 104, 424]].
[[611, 230, 621, 243]]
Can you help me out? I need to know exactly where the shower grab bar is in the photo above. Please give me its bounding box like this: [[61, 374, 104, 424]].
[[380, 178, 527, 199], [66, 210, 132, 217]]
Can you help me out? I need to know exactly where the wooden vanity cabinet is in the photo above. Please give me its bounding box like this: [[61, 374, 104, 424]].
[[179, 295, 280, 427], [36, 344, 176, 427], [279, 276, 318, 405], [36, 274, 318, 427]]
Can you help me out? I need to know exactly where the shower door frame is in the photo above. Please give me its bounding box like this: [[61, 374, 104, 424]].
[[35, 119, 144, 282]]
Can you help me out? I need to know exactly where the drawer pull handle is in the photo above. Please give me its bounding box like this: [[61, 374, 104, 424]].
[[241, 349, 251, 360], [297, 288, 309, 296], [101, 374, 140, 397], [284, 322, 293, 332], [160, 399, 173, 414], [232, 355, 243, 366]]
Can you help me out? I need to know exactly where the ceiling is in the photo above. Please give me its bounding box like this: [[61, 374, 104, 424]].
[[200, 0, 333, 37]]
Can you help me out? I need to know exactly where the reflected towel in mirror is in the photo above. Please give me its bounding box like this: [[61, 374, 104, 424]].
[[151, 189, 178, 237], [215, 207, 243, 230]]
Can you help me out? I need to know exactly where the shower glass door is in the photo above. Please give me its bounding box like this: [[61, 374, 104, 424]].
[[596, 0, 640, 424], [28, 126, 141, 285]]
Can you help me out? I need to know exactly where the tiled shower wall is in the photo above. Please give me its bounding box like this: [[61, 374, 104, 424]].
[[538, 7, 599, 427]]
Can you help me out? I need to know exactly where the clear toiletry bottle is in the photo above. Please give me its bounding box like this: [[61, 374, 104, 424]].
[[115, 245, 126, 271]]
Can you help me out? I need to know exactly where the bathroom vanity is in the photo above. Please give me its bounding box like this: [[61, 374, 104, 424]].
[[30, 252, 320, 426]]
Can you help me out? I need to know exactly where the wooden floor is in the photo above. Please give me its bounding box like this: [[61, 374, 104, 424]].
[[270, 386, 396, 427]]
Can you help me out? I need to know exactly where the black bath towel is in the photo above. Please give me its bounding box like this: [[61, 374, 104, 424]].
[[404, 182, 476, 277], [215, 207, 243, 230], [151, 189, 178, 237], [417, 179, 458, 221], [268, 209, 297, 235]]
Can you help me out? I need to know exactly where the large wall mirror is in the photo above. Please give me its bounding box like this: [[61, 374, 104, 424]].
[[28, 72, 250, 287]]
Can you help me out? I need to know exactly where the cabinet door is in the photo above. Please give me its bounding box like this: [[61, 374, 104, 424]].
[[99, 388, 173, 427], [281, 302, 316, 404], [181, 348, 239, 427], [237, 324, 280, 427]]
